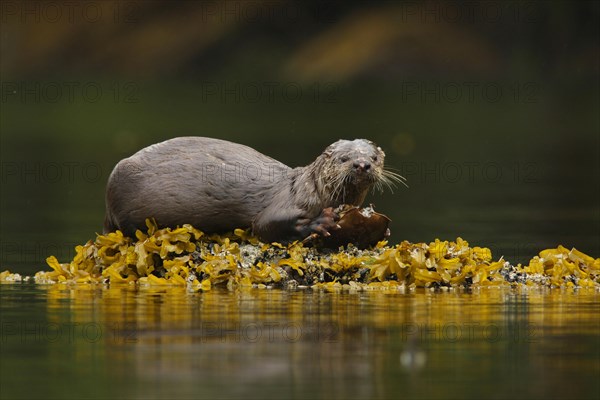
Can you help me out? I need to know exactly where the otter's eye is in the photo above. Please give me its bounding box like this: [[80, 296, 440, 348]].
[[371, 155, 378, 162], [340, 156, 349, 162]]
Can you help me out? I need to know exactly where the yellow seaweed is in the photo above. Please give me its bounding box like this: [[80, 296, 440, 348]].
[[1, 218, 598, 290]]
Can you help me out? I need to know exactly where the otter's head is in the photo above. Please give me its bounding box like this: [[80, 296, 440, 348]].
[[315, 139, 387, 206]]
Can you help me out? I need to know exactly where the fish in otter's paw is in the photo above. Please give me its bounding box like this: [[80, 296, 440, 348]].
[[103, 137, 406, 243]]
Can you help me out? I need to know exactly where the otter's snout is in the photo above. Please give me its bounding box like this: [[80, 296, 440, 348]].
[[353, 159, 371, 172]]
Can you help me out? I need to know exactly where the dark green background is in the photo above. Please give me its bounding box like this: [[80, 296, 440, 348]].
[[1, 0, 598, 274]]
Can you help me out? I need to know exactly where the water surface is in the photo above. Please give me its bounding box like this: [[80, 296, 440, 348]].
[[1, 285, 598, 399]]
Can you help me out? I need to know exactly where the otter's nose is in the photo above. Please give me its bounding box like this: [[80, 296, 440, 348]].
[[353, 160, 371, 172]]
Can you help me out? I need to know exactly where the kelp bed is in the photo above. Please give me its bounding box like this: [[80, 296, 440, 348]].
[[1, 221, 599, 290]]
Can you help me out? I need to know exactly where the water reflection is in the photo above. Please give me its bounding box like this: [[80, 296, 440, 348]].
[[1, 285, 598, 399]]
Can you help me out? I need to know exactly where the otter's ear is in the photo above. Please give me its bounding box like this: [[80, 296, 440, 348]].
[[377, 147, 385, 157], [324, 146, 334, 157]]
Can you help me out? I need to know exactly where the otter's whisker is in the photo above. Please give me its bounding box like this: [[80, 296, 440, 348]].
[[328, 169, 348, 203], [383, 169, 408, 182], [372, 181, 384, 195], [376, 175, 397, 194], [335, 172, 349, 202], [382, 169, 409, 189]]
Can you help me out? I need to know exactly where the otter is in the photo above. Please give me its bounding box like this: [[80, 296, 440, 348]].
[[103, 137, 403, 243]]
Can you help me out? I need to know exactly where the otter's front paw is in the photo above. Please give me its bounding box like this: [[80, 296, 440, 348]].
[[297, 207, 341, 238]]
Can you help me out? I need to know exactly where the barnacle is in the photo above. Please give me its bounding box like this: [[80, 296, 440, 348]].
[[1, 219, 598, 290]]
